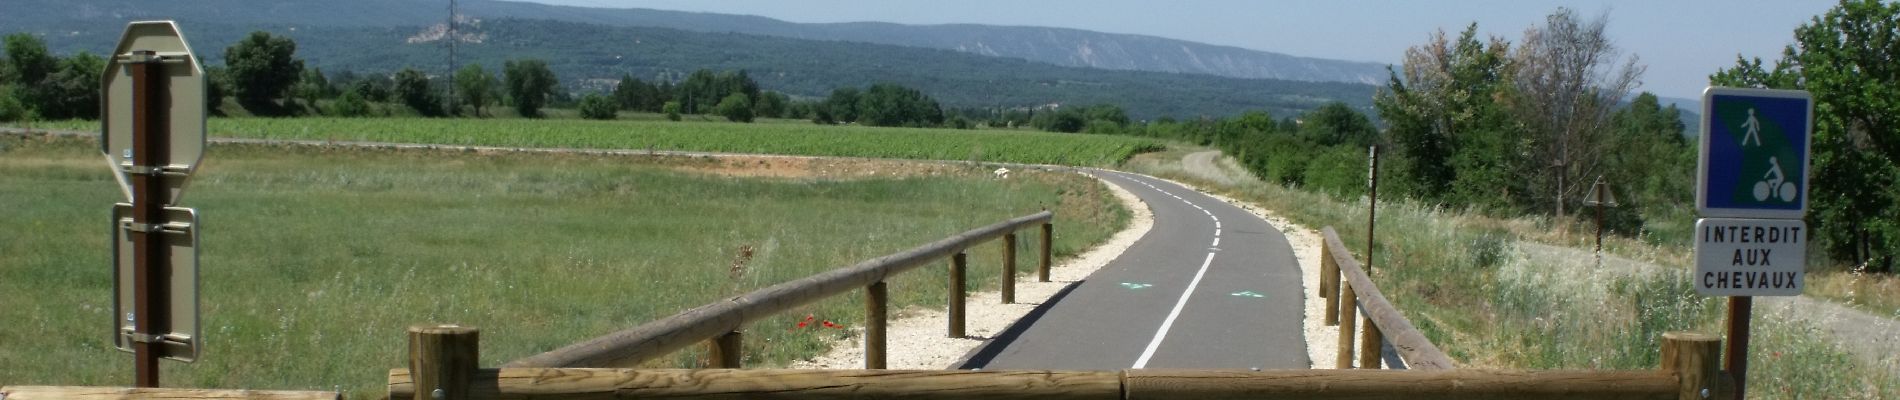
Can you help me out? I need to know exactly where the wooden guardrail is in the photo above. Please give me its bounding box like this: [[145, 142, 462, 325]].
[[1319, 226, 1456, 370], [0, 386, 339, 399], [393, 326, 1730, 400], [504, 211, 1055, 369]]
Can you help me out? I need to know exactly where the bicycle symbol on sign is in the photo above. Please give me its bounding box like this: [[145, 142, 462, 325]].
[[1753, 157, 1797, 202]]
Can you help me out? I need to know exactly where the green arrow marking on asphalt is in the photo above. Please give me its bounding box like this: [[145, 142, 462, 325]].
[[1119, 282, 1153, 290], [1231, 291, 1264, 298]]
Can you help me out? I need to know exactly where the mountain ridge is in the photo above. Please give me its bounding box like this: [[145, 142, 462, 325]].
[[0, 0, 1391, 85]]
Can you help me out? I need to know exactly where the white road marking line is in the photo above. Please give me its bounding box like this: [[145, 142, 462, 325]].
[[1132, 252, 1218, 369], [1215, 228, 1221, 237], [1215, 221, 1222, 229], [1212, 237, 1221, 247], [1211, 216, 1219, 222]]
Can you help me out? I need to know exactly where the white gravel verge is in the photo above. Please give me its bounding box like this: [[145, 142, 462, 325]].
[[790, 171, 1156, 369]]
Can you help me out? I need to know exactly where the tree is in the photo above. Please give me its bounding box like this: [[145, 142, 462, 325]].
[[503, 59, 557, 118], [1509, 7, 1643, 218], [1374, 24, 1517, 205], [578, 93, 617, 120], [755, 91, 788, 119], [856, 83, 943, 127], [1603, 92, 1690, 208], [223, 31, 306, 115], [393, 67, 443, 117], [714, 92, 753, 122], [612, 74, 653, 111], [0, 85, 26, 122], [204, 65, 228, 114], [662, 101, 681, 121], [454, 63, 496, 116], [3, 33, 55, 88], [1299, 102, 1378, 147], [37, 52, 104, 120], [825, 87, 861, 123], [290, 67, 332, 111], [328, 88, 372, 117], [1712, 0, 1900, 270], [4, 33, 56, 118]]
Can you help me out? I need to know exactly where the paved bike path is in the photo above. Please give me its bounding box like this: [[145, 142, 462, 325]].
[[958, 169, 1307, 369]]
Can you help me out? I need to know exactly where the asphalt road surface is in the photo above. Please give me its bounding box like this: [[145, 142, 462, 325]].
[[958, 169, 1307, 370]]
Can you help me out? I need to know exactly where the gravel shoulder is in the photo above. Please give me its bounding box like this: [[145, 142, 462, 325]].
[[790, 170, 1157, 369], [788, 150, 1378, 370]]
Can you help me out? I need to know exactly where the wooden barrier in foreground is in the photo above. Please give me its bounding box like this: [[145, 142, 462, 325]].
[[504, 211, 1055, 369], [1319, 226, 1456, 370], [0, 386, 338, 400], [394, 326, 1729, 400]]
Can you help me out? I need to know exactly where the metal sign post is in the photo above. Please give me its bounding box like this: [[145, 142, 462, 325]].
[[1582, 176, 1616, 256], [1693, 86, 1813, 400], [102, 21, 207, 387], [1365, 145, 1379, 277]]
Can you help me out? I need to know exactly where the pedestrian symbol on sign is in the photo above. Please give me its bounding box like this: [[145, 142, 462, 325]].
[[1741, 108, 1762, 147]]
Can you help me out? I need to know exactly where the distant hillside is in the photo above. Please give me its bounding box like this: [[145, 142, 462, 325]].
[[3, 0, 1391, 85], [20, 18, 1375, 119]]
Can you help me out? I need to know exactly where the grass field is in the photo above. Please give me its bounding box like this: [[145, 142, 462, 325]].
[[16, 117, 1164, 167], [0, 134, 1126, 398], [1127, 152, 1897, 399]]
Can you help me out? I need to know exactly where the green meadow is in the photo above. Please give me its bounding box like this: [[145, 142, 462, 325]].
[[0, 134, 1126, 398]]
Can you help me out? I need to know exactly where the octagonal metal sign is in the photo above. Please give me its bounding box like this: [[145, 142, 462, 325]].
[[101, 21, 207, 205]]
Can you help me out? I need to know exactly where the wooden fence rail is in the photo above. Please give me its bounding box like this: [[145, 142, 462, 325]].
[[0, 386, 338, 400], [504, 211, 1055, 369], [1319, 226, 1456, 370], [393, 325, 1728, 400]]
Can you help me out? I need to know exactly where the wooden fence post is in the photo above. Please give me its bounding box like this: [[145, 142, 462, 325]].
[[949, 252, 968, 339], [865, 281, 887, 369], [1360, 323, 1383, 369], [1662, 331, 1725, 400], [1038, 223, 1053, 282], [407, 324, 478, 400], [707, 331, 742, 368], [1003, 233, 1018, 304], [1336, 283, 1357, 369], [1322, 242, 1339, 326]]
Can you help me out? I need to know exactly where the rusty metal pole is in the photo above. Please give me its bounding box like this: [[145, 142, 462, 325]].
[[1366, 145, 1378, 278], [1595, 190, 1606, 254], [1725, 297, 1752, 400], [128, 49, 171, 388]]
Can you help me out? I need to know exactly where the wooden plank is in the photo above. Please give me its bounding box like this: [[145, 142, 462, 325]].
[[390, 368, 1121, 400], [1124, 369, 1675, 400], [1, 386, 338, 400], [706, 331, 741, 368], [504, 212, 1052, 368], [1337, 279, 1358, 369], [1002, 233, 1017, 304], [865, 281, 888, 369], [1323, 228, 1456, 370], [948, 252, 967, 339]]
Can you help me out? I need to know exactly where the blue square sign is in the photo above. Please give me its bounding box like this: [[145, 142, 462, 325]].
[[1696, 87, 1813, 219]]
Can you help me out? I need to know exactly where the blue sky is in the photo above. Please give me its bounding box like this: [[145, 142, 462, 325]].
[[518, 0, 1837, 99]]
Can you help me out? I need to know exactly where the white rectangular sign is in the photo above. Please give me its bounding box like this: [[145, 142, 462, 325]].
[[1693, 218, 1805, 296]]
